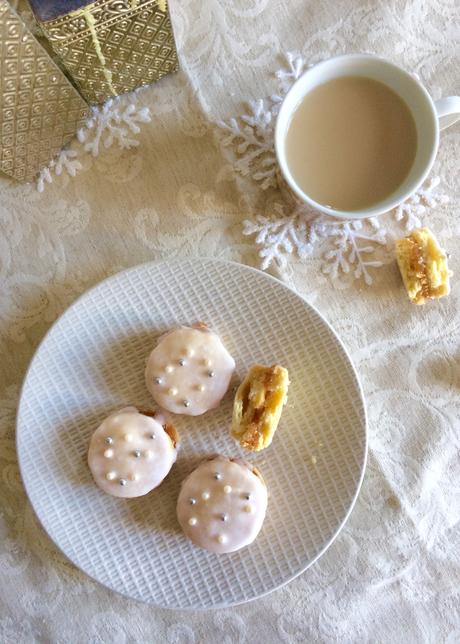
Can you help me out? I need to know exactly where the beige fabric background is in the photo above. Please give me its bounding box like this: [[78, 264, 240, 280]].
[[1, 0, 460, 642]]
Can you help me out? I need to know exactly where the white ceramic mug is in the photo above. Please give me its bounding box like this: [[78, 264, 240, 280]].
[[275, 54, 460, 220]]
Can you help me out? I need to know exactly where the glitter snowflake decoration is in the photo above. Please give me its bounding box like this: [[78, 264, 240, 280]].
[[244, 205, 387, 285], [216, 53, 308, 191], [216, 100, 278, 190], [393, 176, 449, 231], [78, 99, 151, 156], [318, 220, 387, 285], [275, 51, 309, 94], [221, 52, 449, 284], [37, 98, 151, 191], [37, 148, 82, 192], [243, 204, 316, 270]]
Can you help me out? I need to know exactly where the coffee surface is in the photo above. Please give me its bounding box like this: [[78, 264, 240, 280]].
[[285, 76, 417, 211]]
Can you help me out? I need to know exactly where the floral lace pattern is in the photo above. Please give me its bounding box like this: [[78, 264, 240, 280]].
[[1, 0, 460, 641]]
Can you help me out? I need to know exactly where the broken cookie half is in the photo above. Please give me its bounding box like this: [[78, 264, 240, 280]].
[[396, 227, 452, 305], [231, 364, 289, 452]]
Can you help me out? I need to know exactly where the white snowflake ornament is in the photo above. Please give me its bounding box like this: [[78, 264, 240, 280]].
[[393, 176, 449, 231], [243, 203, 317, 270], [36, 97, 151, 191], [275, 52, 308, 94], [217, 100, 278, 190], [243, 204, 389, 285], [320, 220, 387, 285], [36, 148, 82, 192], [78, 99, 151, 156]]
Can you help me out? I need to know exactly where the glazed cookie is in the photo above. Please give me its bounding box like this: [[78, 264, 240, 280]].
[[176, 456, 268, 553], [145, 325, 235, 416], [88, 407, 178, 498]]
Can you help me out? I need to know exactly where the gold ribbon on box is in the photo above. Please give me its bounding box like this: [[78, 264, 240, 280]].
[[39, 0, 179, 104], [0, 1, 90, 182]]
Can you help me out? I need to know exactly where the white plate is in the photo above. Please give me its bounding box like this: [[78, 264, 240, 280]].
[[17, 259, 367, 609]]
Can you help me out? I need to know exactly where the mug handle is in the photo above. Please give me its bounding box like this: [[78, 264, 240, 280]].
[[434, 96, 460, 130]]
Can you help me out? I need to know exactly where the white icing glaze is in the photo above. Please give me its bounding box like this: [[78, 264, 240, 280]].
[[145, 326, 235, 416], [88, 408, 177, 498], [176, 456, 268, 553]]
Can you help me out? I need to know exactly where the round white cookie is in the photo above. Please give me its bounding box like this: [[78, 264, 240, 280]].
[[176, 456, 268, 553], [145, 326, 235, 416], [88, 407, 177, 498]]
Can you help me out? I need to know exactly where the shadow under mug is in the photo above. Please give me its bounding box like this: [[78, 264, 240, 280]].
[[275, 54, 460, 220]]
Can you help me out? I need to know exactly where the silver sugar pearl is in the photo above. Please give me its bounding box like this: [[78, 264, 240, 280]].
[[150, 433, 156, 440], [179, 358, 186, 366], [208, 370, 215, 378], [189, 498, 196, 505], [105, 437, 113, 444], [214, 473, 222, 480], [133, 450, 141, 458], [119, 479, 127, 486], [154, 377, 162, 385], [244, 493, 251, 500], [221, 513, 228, 522], [183, 399, 190, 407]]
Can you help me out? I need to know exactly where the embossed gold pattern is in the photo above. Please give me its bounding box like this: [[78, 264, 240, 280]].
[[39, 0, 179, 104], [0, 2, 90, 183]]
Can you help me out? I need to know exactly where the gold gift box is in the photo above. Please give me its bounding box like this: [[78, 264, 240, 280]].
[[38, 0, 179, 104], [0, 2, 90, 182]]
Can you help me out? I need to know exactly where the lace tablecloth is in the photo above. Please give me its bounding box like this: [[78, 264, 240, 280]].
[[1, 1, 459, 641]]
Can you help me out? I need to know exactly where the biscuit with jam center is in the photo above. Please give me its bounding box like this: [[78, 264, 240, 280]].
[[396, 227, 452, 305], [232, 364, 289, 451]]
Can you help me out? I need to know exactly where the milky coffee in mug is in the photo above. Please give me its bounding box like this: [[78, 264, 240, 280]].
[[275, 54, 460, 220], [284, 76, 417, 212]]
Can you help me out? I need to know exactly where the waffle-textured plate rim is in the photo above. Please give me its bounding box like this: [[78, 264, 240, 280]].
[[16, 258, 368, 609]]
